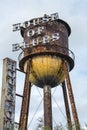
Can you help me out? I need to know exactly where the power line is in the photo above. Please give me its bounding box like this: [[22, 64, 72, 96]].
[[27, 99, 43, 129], [35, 85, 43, 98], [52, 95, 66, 120]]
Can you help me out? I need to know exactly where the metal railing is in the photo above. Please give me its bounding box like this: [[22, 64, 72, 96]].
[[18, 45, 75, 62]]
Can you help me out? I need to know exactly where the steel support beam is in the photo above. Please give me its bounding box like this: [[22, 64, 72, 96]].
[[16, 93, 23, 98], [63, 61, 80, 130], [44, 85, 53, 130], [19, 60, 31, 130], [62, 81, 72, 130]]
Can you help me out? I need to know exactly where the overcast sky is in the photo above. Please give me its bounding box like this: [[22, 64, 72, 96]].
[[0, 0, 87, 129]]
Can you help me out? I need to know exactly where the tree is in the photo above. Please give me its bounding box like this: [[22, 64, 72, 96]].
[[35, 117, 87, 130]]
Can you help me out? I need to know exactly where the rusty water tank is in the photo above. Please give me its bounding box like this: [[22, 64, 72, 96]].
[[19, 14, 74, 88]]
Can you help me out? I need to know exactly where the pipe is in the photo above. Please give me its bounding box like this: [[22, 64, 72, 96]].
[[44, 85, 53, 130]]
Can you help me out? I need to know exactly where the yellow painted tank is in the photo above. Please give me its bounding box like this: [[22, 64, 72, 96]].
[[24, 55, 65, 88]]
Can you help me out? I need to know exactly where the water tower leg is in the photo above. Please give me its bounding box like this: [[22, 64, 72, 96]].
[[44, 85, 53, 130], [62, 81, 72, 130], [19, 60, 31, 130], [64, 61, 80, 130]]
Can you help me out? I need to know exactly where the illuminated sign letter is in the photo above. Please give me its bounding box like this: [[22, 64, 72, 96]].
[[27, 29, 35, 37], [43, 35, 50, 44], [43, 14, 49, 23], [38, 26, 44, 35], [32, 38, 38, 46], [33, 18, 39, 25], [23, 21, 30, 28], [13, 23, 21, 31], [51, 13, 59, 20], [52, 33, 60, 41], [12, 44, 20, 52]]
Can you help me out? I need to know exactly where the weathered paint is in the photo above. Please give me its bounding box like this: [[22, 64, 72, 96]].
[[24, 55, 65, 88], [0, 58, 16, 130], [19, 60, 31, 130], [64, 61, 80, 130], [44, 85, 53, 130], [62, 81, 72, 130]]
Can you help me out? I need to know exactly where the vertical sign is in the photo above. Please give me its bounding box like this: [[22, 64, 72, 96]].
[[0, 58, 16, 130]]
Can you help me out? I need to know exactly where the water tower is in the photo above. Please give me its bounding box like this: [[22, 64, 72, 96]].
[[13, 13, 80, 130]]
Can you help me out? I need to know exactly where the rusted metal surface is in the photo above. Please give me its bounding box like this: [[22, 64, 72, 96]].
[[19, 17, 74, 74], [16, 93, 23, 98], [63, 61, 80, 130], [44, 85, 53, 130], [24, 20, 69, 47], [0, 58, 16, 130], [62, 81, 72, 130], [18, 45, 75, 78], [19, 60, 31, 130], [23, 19, 69, 57]]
